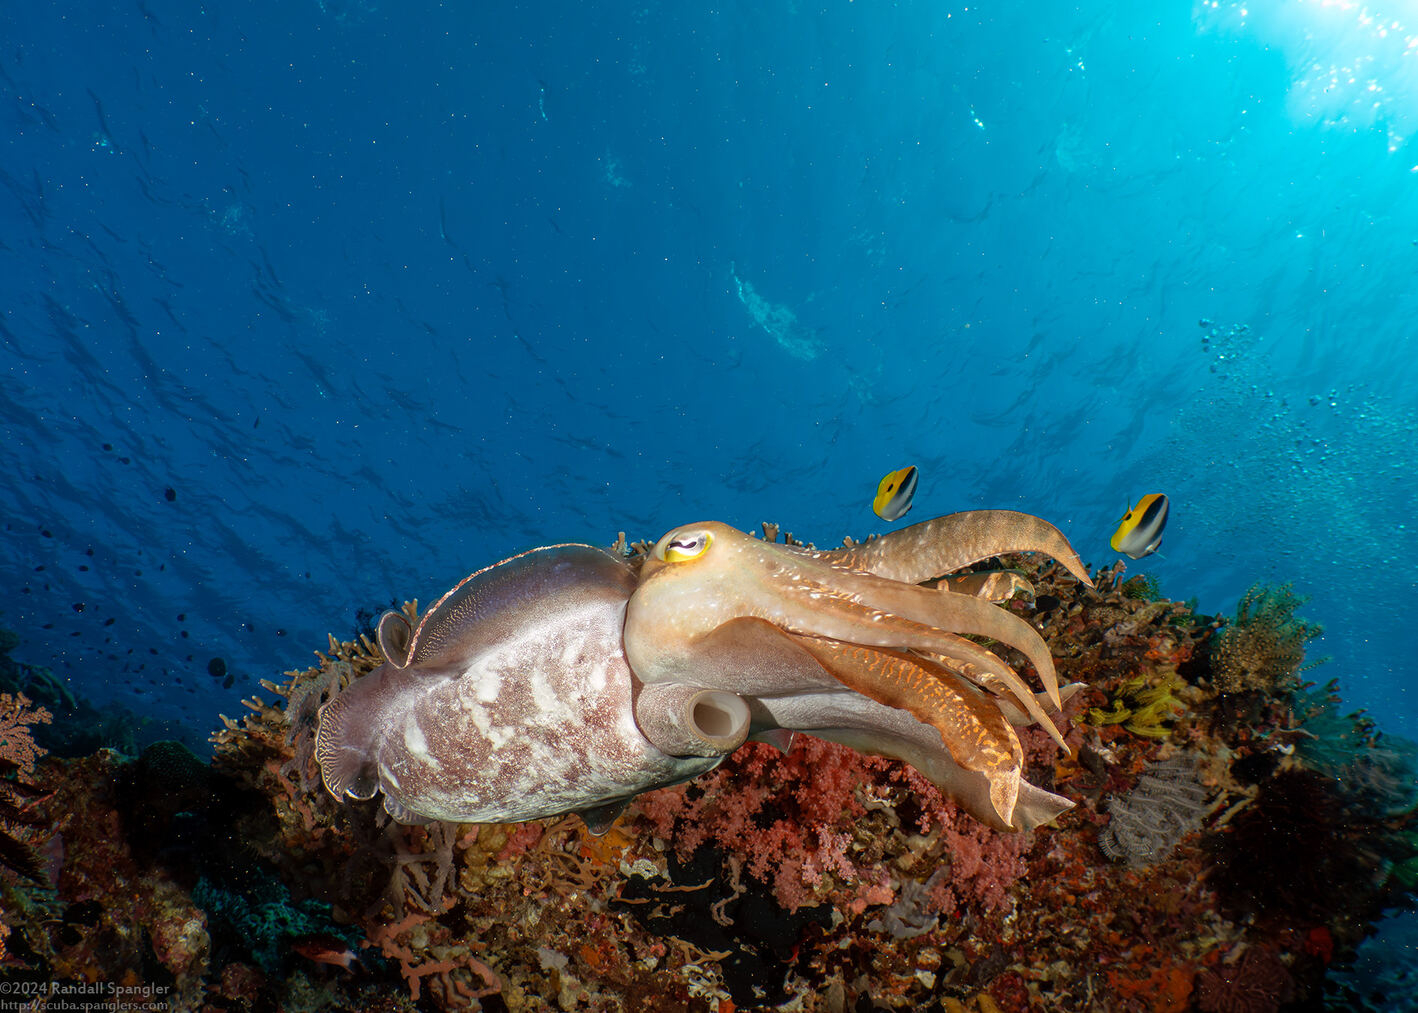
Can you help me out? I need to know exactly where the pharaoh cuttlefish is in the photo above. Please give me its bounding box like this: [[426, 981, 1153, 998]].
[[316, 511, 1094, 834]]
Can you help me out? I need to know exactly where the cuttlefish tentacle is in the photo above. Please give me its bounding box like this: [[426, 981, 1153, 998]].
[[990, 682, 1088, 729], [804, 510, 1095, 589], [642, 612, 1067, 754], [623, 518, 1091, 832], [908, 630, 1041, 723], [780, 575, 1062, 721], [790, 636, 1024, 829]]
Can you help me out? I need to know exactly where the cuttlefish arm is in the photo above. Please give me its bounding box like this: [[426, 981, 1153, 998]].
[[628, 615, 1056, 829], [914, 646, 1067, 751], [792, 636, 1025, 828], [626, 519, 1072, 714], [802, 510, 1095, 589], [939, 570, 1034, 602], [634, 615, 1067, 751], [746, 673, 1073, 832], [630, 522, 1069, 709], [788, 572, 1068, 710]]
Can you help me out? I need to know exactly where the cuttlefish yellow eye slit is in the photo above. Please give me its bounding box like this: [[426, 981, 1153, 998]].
[[661, 529, 714, 563]]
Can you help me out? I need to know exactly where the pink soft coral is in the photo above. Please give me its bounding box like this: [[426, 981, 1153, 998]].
[[635, 735, 1030, 915]]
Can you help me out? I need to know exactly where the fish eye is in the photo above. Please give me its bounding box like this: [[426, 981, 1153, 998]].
[[660, 529, 713, 563]]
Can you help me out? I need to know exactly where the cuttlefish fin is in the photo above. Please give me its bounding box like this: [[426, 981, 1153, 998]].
[[792, 636, 1024, 829], [408, 544, 632, 667], [315, 668, 388, 801], [816, 510, 1094, 589], [383, 795, 434, 825], [752, 728, 797, 753], [576, 799, 630, 836]]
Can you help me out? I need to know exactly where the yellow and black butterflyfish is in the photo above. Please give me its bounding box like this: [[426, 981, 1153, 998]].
[[1110, 493, 1169, 559], [872, 465, 918, 522]]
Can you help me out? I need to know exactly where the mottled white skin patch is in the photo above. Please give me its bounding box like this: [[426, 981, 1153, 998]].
[[318, 545, 718, 825], [378, 608, 715, 823]]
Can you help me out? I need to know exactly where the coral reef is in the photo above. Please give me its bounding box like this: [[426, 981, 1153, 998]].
[[0, 532, 1413, 1011]]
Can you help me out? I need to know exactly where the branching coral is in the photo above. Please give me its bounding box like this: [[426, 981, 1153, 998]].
[[1211, 583, 1326, 694]]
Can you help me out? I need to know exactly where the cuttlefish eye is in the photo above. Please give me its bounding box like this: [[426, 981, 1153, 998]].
[[659, 529, 714, 563]]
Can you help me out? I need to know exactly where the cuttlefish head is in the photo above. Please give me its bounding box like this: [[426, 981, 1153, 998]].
[[625, 517, 1086, 831]]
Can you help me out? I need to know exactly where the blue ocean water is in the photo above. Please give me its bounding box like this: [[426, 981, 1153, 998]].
[[2, 0, 1414, 745]]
